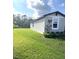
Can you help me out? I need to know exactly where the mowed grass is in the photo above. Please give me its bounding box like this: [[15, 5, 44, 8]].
[[13, 28, 65, 59]]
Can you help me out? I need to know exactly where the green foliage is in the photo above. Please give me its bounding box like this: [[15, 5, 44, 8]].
[[13, 14, 33, 28], [44, 32, 56, 38], [44, 32, 65, 39], [14, 28, 65, 59], [13, 24, 19, 28]]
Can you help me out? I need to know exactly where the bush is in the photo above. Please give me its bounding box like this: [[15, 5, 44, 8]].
[[44, 32, 56, 38], [44, 31, 65, 38]]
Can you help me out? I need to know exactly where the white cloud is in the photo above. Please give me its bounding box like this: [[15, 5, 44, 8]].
[[32, 9, 39, 19], [26, 0, 44, 9], [26, 0, 45, 18], [47, 0, 53, 8], [26, 0, 55, 18], [47, 0, 55, 10]]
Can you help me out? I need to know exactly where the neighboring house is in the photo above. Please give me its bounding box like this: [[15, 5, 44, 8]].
[[30, 11, 65, 34]]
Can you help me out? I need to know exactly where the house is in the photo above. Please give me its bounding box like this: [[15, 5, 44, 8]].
[[30, 11, 65, 34]]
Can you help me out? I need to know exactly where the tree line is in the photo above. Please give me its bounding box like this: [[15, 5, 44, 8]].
[[13, 14, 33, 28]]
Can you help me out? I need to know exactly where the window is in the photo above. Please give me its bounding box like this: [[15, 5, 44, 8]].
[[53, 22, 57, 28]]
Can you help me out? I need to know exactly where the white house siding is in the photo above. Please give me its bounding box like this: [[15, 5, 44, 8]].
[[31, 18, 45, 34], [51, 14, 65, 32], [45, 14, 65, 32], [58, 15, 65, 32], [44, 16, 53, 32], [30, 23, 33, 28], [30, 12, 65, 33]]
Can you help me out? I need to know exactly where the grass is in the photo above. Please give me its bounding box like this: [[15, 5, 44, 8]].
[[13, 28, 65, 59]]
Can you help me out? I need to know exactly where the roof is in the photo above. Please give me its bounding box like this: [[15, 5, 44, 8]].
[[33, 11, 65, 22]]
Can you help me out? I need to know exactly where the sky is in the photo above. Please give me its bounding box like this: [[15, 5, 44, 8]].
[[13, 0, 65, 18]]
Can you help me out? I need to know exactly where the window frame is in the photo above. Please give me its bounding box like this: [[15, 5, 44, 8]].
[[53, 22, 57, 28], [52, 16, 59, 29]]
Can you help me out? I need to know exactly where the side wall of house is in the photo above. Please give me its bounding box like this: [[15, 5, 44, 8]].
[[58, 14, 65, 32], [45, 14, 65, 32], [44, 15, 53, 32], [30, 13, 65, 33], [30, 18, 45, 34], [30, 22, 33, 28]]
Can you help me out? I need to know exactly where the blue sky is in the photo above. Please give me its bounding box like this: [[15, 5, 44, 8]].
[[13, 0, 65, 18]]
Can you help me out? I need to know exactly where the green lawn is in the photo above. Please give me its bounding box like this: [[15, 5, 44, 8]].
[[13, 28, 65, 59]]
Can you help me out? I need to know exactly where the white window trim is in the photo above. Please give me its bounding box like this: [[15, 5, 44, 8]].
[[52, 16, 59, 30]]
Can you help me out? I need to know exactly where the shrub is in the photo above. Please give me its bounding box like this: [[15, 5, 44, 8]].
[[44, 31, 65, 38], [44, 32, 56, 38]]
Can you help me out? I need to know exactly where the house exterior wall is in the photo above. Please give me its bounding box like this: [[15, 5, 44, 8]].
[[44, 15, 53, 32], [30, 13, 65, 33], [30, 22, 33, 28], [58, 15, 65, 32], [30, 18, 45, 34], [45, 13, 65, 32]]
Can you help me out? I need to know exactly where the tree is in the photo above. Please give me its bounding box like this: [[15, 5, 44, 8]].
[[13, 14, 33, 28]]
